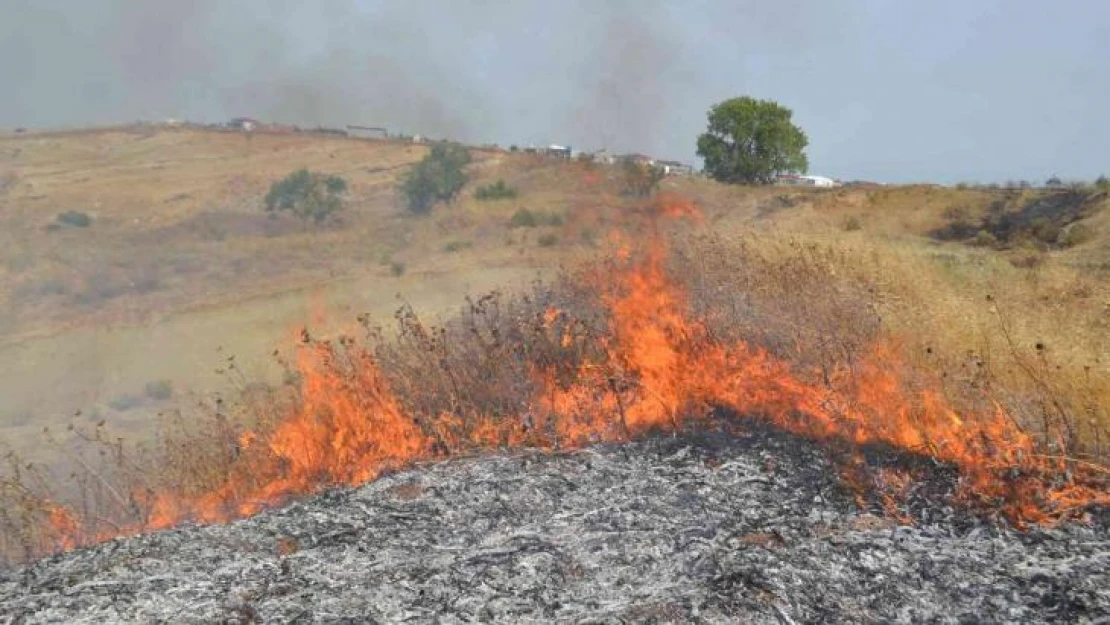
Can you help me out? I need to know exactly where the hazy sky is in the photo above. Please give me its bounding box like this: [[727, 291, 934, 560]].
[[2, 0, 1107, 183]]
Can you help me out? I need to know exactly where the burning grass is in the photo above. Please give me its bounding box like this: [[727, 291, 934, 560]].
[[2, 195, 1109, 565]]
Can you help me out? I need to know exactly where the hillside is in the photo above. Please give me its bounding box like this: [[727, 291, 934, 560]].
[[0, 126, 581, 461], [2, 126, 1108, 457], [1, 126, 1108, 572]]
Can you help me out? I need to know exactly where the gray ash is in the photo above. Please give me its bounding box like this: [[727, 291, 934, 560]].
[[2, 428, 1108, 624]]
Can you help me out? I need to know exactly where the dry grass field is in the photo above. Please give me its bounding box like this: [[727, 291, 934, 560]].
[[0, 126, 568, 460], [1, 126, 1108, 546]]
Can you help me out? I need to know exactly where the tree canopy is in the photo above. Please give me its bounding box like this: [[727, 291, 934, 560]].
[[696, 97, 808, 185], [264, 169, 348, 224], [399, 143, 472, 214]]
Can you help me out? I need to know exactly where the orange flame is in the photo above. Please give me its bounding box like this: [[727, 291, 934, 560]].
[[45, 505, 80, 552], [32, 195, 1110, 556]]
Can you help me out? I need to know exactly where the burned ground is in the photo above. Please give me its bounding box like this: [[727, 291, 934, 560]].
[[3, 425, 1107, 624], [930, 188, 1106, 247]]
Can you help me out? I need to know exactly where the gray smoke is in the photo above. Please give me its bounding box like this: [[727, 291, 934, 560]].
[[2, 0, 1109, 181], [0, 1, 689, 156]]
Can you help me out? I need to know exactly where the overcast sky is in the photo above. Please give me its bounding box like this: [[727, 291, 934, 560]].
[[2, 0, 1107, 183]]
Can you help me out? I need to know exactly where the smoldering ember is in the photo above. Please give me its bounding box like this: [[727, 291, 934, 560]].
[[2, 424, 1108, 624]]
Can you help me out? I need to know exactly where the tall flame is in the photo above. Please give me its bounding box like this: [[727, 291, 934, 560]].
[[34, 195, 1110, 555]]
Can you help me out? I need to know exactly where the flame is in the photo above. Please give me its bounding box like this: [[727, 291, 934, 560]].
[[45, 505, 80, 552], [29, 195, 1110, 556]]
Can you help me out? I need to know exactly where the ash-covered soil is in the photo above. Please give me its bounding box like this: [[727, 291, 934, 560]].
[[2, 427, 1108, 624]]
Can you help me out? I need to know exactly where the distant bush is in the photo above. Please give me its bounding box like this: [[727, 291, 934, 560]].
[[1029, 217, 1062, 245], [509, 207, 563, 228], [442, 240, 472, 253], [389, 261, 406, 277], [399, 143, 471, 214], [108, 394, 142, 412], [509, 208, 537, 228], [1095, 175, 1110, 191], [843, 216, 862, 231], [475, 180, 518, 201], [264, 169, 348, 224], [1059, 223, 1094, 248], [144, 380, 174, 401], [973, 230, 999, 248], [56, 211, 92, 228], [537, 233, 559, 247]]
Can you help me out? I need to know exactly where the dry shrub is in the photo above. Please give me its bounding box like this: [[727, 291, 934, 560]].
[[671, 234, 882, 380], [0, 452, 74, 563], [671, 231, 1109, 461], [364, 282, 608, 448], [0, 371, 295, 563]]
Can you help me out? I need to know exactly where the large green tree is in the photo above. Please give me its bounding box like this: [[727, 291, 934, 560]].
[[696, 97, 809, 184]]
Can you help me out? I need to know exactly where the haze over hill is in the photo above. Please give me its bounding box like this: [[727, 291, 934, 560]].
[[3, 0, 1109, 183]]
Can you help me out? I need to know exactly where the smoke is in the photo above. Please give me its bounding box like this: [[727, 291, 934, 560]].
[[0, 0, 710, 157], [3, 1, 1109, 180]]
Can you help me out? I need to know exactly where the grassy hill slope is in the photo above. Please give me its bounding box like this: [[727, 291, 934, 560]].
[[1, 125, 1107, 466]]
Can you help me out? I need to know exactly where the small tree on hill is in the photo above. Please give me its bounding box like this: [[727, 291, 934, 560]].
[[399, 143, 472, 214], [264, 169, 348, 224], [696, 96, 808, 185]]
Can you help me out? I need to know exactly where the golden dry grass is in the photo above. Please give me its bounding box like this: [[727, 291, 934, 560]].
[[1, 124, 1107, 477]]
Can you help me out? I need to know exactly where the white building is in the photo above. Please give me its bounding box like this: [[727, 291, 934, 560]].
[[657, 160, 694, 176], [802, 175, 839, 187], [777, 173, 840, 187]]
